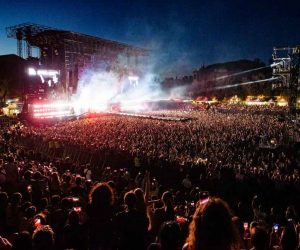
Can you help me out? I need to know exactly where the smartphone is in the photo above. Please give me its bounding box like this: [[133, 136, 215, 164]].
[[273, 224, 279, 232], [74, 207, 82, 213], [34, 218, 41, 228], [199, 191, 209, 204]]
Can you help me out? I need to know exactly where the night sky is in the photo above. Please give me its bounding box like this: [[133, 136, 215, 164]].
[[0, 0, 300, 76]]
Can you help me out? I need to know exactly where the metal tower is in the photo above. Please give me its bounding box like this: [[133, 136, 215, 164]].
[[272, 46, 300, 114], [6, 23, 56, 58]]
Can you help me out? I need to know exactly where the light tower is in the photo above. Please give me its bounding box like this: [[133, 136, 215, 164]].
[[271, 46, 300, 114]]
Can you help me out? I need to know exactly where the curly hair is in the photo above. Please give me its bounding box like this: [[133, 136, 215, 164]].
[[89, 182, 115, 208], [186, 197, 240, 250]]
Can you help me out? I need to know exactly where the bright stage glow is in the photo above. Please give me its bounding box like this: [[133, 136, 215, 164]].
[[28, 68, 37, 76], [33, 102, 71, 109], [31, 101, 73, 119], [72, 67, 164, 115], [37, 69, 59, 76], [28, 68, 59, 77], [128, 75, 139, 87], [120, 100, 144, 112], [33, 110, 72, 118], [128, 76, 139, 81]]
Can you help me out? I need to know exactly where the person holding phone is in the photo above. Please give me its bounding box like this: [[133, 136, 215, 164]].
[[149, 191, 175, 237]]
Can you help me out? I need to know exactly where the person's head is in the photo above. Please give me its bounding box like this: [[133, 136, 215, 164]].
[[39, 198, 48, 211], [32, 225, 55, 250], [75, 176, 82, 186], [23, 171, 32, 181], [280, 226, 298, 250], [158, 221, 181, 250], [64, 175, 71, 184], [33, 171, 42, 181], [0, 192, 8, 205], [7, 156, 14, 163], [25, 206, 37, 219], [285, 206, 297, 221], [50, 195, 60, 208], [161, 191, 173, 206], [89, 182, 114, 208], [10, 192, 22, 205], [147, 243, 161, 250], [251, 227, 269, 250], [134, 188, 145, 202], [50, 172, 60, 183], [124, 191, 136, 210], [186, 197, 239, 250], [60, 197, 73, 210], [68, 210, 79, 226], [12, 231, 32, 250]]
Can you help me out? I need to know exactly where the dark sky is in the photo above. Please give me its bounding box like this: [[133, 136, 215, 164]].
[[0, 0, 299, 76]]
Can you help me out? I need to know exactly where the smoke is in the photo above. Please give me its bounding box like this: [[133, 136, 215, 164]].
[[71, 8, 200, 112], [72, 62, 168, 113], [72, 70, 120, 114]]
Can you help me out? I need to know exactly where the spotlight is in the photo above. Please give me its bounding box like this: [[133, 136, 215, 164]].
[[28, 68, 37, 76]]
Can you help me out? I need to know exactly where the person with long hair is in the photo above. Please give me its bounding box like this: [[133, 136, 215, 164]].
[[87, 182, 115, 250], [184, 197, 240, 250]]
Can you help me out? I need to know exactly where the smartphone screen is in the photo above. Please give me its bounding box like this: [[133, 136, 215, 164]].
[[74, 207, 82, 213], [199, 191, 209, 204], [34, 218, 41, 228]]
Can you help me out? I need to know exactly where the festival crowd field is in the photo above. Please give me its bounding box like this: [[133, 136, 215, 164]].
[[0, 104, 299, 250]]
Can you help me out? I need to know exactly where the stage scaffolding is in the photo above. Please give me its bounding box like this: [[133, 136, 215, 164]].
[[6, 23, 149, 96]]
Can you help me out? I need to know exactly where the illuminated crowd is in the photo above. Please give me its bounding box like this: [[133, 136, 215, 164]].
[[0, 106, 299, 250]]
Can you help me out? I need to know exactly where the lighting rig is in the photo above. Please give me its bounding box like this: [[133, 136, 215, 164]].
[[271, 45, 300, 114]]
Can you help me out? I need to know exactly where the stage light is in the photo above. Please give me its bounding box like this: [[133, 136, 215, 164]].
[[28, 68, 37, 76], [128, 76, 139, 81], [128, 75, 139, 87], [37, 69, 59, 76], [31, 102, 74, 119]]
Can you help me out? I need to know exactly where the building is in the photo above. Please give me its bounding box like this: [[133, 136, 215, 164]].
[[190, 59, 272, 98]]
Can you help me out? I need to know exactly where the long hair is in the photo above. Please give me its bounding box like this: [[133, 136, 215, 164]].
[[186, 197, 240, 250], [134, 188, 147, 214], [89, 182, 115, 210]]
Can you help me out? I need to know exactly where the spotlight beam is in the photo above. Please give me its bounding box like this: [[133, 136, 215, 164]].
[[216, 66, 270, 81], [214, 77, 279, 90]]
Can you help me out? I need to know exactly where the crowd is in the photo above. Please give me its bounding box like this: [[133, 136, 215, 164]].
[[0, 106, 299, 250]]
